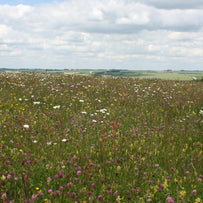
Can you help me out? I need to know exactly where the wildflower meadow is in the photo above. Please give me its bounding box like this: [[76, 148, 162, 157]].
[[0, 72, 202, 203]]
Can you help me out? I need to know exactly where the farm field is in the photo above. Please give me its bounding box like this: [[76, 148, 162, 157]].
[[0, 72, 202, 202], [1, 69, 203, 81]]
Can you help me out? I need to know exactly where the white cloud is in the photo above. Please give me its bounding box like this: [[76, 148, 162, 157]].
[[0, 0, 203, 70]]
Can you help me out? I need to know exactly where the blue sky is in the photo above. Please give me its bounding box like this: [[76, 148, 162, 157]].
[[0, 0, 203, 70]]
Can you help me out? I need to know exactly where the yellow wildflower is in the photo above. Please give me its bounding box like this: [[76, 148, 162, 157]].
[[195, 198, 202, 203]]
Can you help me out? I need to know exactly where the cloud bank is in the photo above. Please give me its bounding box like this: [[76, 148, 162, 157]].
[[0, 0, 203, 70]]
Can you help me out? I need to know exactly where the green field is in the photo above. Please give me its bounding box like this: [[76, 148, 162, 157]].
[[1, 68, 203, 81], [0, 72, 202, 202]]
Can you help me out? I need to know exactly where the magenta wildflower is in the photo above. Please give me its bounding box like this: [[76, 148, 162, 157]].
[[2, 193, 7, 200], [166, 196, 174, 203], [87, 191, 92, 195], [98, 195, 103, 201], [38, 192, 43, 197], [113, 192, 118, 197], [148, 180, 153, 185], [54, 190, 60, 196], [32, 194, 37, 200], [131, 188, 135, 193], [77, 170, 81, 175], [191, 190, 197, 196], [48, 189, 53, 193], [47, 177, 51, 182], [58, 170, 63, 178], [7, 174, 12, 180], [67, 182, 72, 187], [136, 187, 141, 193]]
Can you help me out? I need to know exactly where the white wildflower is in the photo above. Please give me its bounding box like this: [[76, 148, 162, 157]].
[[23, 124, 29, 129], [33, 101, 40, 105], [53, 105, 60, 109]]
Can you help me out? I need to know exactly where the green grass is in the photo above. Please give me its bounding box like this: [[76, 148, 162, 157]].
[[0, 72, 202, 202]]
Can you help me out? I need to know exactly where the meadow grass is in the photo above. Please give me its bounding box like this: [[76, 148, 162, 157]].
[[0, 72, 202, 203]]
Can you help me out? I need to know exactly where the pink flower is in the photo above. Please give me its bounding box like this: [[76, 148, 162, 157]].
[[7, 174, 12, 180], [77, 170, 81, 175], [2, 193, 7, 200], [98, 195, 103, 201], [47, 177, 51, 182], [54, 190, 60, 196], [38, 192, 43, 197], [67, 182, 72, 187], [131, 188, 135, 193], [192, 190, 197, 196], [32, 194, 37, 200], [113, 192, 118, 197], [148, 180, 153, 185], [166, 196, 174, 203], [48, 189, 53, 193]]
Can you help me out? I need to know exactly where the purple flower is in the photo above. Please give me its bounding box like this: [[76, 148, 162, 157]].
[[67, 182, 72, 187], [191, 190, 197, 196], [148, 180, 153, 185], [77, 170, 81, 175], [2, 193, 7, 200], [54, 190, 60, 196], [113, 192, 118, 197], [7, 174, 12, 180], [98, 195, 103, 201], [38, 192, 43, 197], [32, 194, 37, 200], [59, 170, 63, 178], [166, 196, 174, 203]]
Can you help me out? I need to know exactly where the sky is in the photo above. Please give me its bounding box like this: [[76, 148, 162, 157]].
[[0, 0, 203, 70]]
